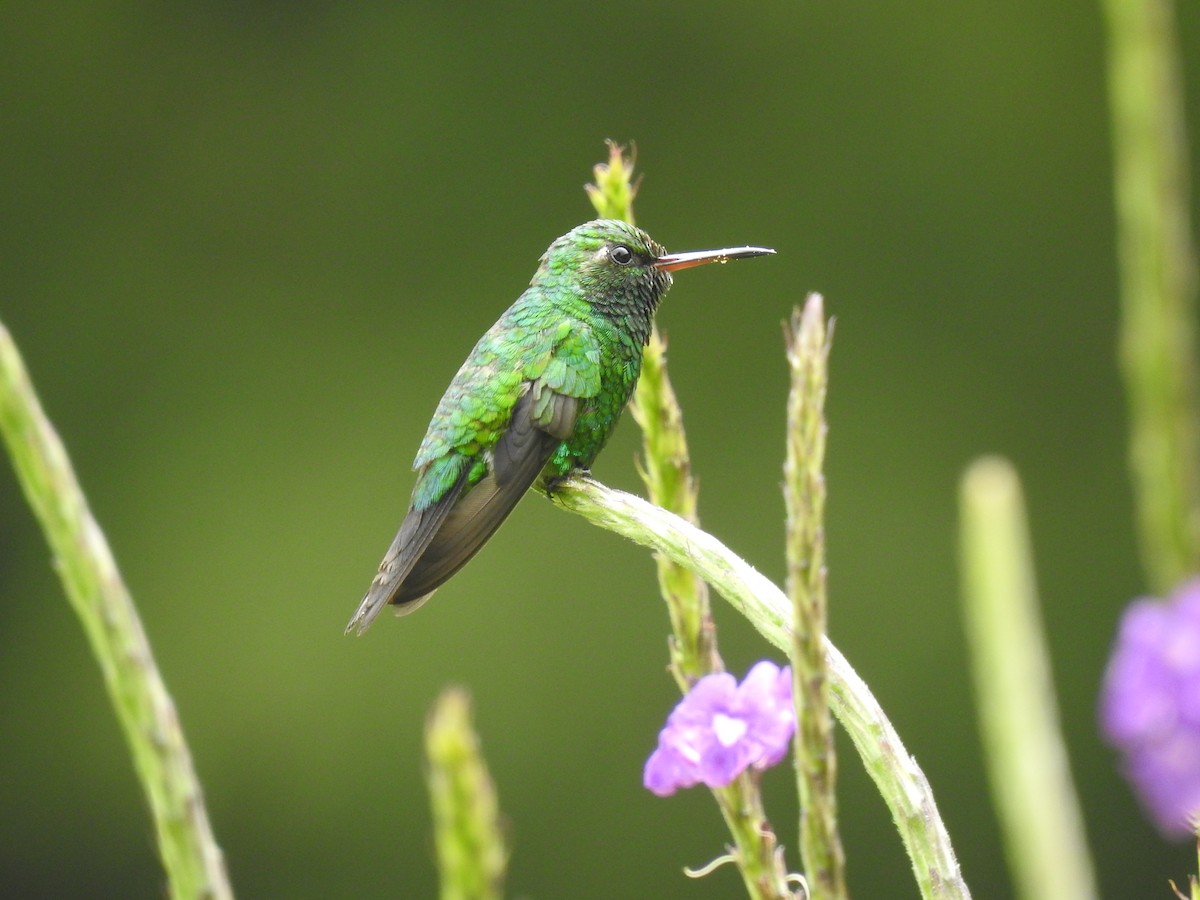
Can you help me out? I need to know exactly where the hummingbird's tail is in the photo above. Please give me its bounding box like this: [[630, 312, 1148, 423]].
[[344, 470, 470, 635], [345, 584, 437, 634], [346, 390, 573, 634]]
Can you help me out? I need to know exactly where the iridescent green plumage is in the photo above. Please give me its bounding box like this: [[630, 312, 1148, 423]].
[[347, 219, 773, 633]]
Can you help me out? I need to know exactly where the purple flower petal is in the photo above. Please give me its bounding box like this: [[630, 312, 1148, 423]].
[[644, 661, 796, 796], [739, 661, 796, 768], [644, 743, 696, 796], [1100, 578, 1200, 837]]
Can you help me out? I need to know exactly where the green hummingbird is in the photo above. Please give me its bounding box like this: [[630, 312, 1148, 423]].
[[346, 218, 773, 634]]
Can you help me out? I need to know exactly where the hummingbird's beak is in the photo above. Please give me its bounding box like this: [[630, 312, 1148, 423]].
[[654, 246, 776, 273]]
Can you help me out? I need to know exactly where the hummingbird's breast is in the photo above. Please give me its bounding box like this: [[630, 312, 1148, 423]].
[[547, 317, 645, 474]]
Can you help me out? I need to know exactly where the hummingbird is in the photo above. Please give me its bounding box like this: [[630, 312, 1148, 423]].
[[346, 218, 773, 634]]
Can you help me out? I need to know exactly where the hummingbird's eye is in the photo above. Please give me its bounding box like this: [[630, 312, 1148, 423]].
[[609, 244, 635, 266]]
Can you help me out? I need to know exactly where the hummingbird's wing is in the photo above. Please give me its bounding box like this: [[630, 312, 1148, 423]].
[[342, 466, 470, 634], [388, 387, 578, 602], [345, 385, 579, 634]]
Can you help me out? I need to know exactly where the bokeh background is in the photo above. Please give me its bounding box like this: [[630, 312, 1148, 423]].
[[3, 2, 1199, 897]]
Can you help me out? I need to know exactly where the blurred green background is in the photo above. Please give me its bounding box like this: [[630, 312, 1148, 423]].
[[3, 2, 1198, 897]]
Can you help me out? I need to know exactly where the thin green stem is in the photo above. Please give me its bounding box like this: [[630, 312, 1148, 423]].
[[1103, 0, 1200, 591], [1192, 839, 1200, 900], [634, 334, 793, 900], [541, 474, 971, 900], [586, 139, 641, 226], [587, 143, 792, 898], [707, 776, 797, 900], [425, 688, 508, 900], [784, 297, 848, 900], [590, 139, 723, 687], [632, 324, 724, 686], [0, 321, 231, 899], [959, 457, 1098, 900]]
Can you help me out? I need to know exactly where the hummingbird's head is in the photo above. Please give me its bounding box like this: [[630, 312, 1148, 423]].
[[533, 219, 776, 342], [535, 219, 673, 320]]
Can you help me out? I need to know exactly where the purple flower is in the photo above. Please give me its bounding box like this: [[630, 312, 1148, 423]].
[[1100, 578, 1200, 838], [644, 661, 795, 796]]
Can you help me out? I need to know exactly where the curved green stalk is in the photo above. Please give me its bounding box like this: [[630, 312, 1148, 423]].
[[0, 320, 232, 900], [541, 474, 971, 900]]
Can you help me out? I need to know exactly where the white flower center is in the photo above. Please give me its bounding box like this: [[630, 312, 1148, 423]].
[[712, 713, 748, 747]]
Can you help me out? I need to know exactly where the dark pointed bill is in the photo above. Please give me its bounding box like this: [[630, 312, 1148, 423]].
[[654, 246, 776, 273]]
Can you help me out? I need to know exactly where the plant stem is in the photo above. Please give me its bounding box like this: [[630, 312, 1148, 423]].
[[585, 138, 641, 226], [541, 474, 971, 900], [959, 457, 1098, 900], [0, 320, 232, 899], [425, 688, 507, 900], [630, 326, 725, 687], [784, 297, 848, 900], [590, 139, 724, 687], [1103, 0, 1200, 591], [588, 143, 793, 897]]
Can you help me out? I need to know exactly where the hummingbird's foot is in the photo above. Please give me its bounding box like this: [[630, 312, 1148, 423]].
[[542, 468, 591, 497]]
